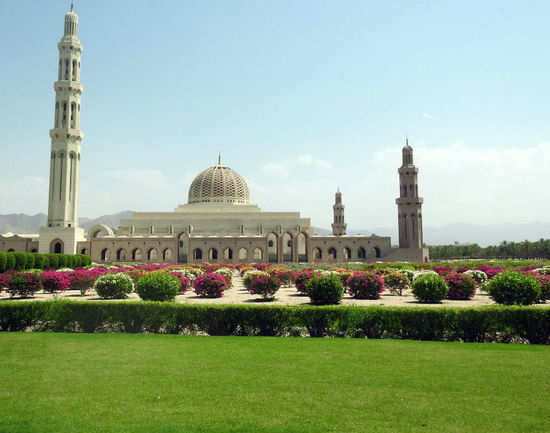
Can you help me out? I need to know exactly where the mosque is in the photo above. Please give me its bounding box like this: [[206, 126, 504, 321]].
[[0, 6, 429, 264]]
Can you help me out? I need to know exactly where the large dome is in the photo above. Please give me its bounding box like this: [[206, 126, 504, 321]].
[[188, 159, 250, 205]]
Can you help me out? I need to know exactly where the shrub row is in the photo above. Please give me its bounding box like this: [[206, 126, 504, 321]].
[[0, 252, 91, 272], [1, 301, 549, 344]]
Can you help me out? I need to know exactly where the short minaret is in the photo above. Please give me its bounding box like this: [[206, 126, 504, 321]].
[[395, 139, 424, 248], [331, 188, 347, 236], [39, 5, 85, 254]]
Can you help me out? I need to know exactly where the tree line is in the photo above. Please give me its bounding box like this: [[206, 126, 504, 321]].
[[428, 238, 550, 260]]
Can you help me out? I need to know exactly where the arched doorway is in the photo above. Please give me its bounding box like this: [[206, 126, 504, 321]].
[[282, 233, 293, 262], [148, 248, 158, 261], [132, 248, 143, 261], [296, 233, 307, 262], [193, 248, 203, 261], [223, 247, 233, 261], [374, 246, 381, 258], [267, 233, 278, 263], [357, 247, 366, 260], [116, 248, 127, 261], [208, 248, 218, 261], [343, 247, 351, 261], [328, 247, 337, 261], [239, 248, 248, 261], [101, 248, 110, 262], [163, 248, 172, 262], [253, 248, 263, 261], [178, 233, 187, 263], [313, 247, 322, 261], [50, 239, 63, 254]]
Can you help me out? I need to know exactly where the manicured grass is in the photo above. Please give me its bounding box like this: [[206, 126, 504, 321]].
[[1, 334, 549, 433]]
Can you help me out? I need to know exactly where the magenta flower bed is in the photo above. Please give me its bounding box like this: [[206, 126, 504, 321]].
[[474, 265, 503, 279], [39, 271, 71, 293], [346, 272, 385, 299], [444, 272, 476, 300], [171, 272, 191, 292], [193, 273, 227, 298]]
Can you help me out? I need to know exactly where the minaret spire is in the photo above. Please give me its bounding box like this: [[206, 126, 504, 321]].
[[331, 189, 346, 236], [396, 140, 424, 249], [39, 7, 85, 254], [218, 153, 221, 165]]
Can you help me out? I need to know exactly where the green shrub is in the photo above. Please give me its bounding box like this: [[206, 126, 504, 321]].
[[0, 252, 7, 273], [24, 253, 35, 269], [48, 254, 59, 269], [94, 273, 134, 299], [5, 272, 42, 297], [6, 253, 16, 271], [136, 272, 180, 302], [384, 270, 411, 296], [487, 271, 541, 306], [347, 272, 385, 299], [34, 254, 48, 270], [1, 302, 550, 344], [80, 254, 92, 267], [14, 252, 27, 270], [58, 255, 69, 268], [72, 255, 82, 268], [412, 274, 449, 303], [306, 274, 344, 305]]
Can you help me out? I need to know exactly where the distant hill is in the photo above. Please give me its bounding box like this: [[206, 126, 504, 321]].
[[0, 211, 134, 234]]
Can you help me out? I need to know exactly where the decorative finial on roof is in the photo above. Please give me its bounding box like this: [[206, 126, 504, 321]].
[[406, 136, 409, 146], [337, 186, 340, 193], [70, 0, 74, 12], [218, 153, 221, 165]]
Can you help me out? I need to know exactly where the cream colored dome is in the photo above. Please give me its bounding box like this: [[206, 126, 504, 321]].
[[188, 158, 250, 205]]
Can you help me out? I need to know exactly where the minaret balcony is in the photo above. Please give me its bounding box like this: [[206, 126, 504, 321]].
[[49, 128, 84, 140], [395, 197, 423, 205]]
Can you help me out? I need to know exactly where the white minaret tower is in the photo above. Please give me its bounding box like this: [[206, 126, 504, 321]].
[[395, 139, 424, 249], [39, 3, 85, 254], [331, 188, 347, 236]]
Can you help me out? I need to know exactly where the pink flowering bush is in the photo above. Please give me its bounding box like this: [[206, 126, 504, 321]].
[[69, 269, 100, 296], [531, 273, 550, 303], [193, 273, 227, 298], [474, 265, 503, 280], [347, 272, 385, 299], [171, 272, 191, 292], [39, 271, 71, 293], [433, 265, 453, 276], [6, 272, 42, 298], [295, 269, 321, 295], [268, 268, 296, 287], [248, 275, 281, 300], [443, 272, 476, 300]]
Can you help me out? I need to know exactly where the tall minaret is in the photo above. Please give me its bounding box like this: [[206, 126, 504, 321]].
[[395, 139, 424, 248], [39, 4, 85, 254], [331, 189, 347, 236]]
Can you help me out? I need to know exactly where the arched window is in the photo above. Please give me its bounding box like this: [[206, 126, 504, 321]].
[[239, 248, 248, 261], [358, 247, 366, 259], [223, 248, 233, 261], [267, 233, 278, 263], [296, 233, 307, 262], [101, 248, 110, 262], [193, 248, 203, 261], [313, 247, 322, 260], [343, 247, 351, 260], [116, 248, 127, 261], [132, 248, 143, 261], [282, 233, 293, 262], [208, 248, 218, 261], [253, 248, 263, 261], [163, 248, 172, 261], [328, 247, 337, 261], [80, 248, 87, 255], [374, 247, 381, 258], [52, 241, 63, 254], [148, 248, 158, 261]]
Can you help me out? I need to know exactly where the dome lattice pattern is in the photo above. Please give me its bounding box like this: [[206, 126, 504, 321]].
[[188, 162, 250, 205]]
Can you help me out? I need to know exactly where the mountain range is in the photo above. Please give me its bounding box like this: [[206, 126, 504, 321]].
[[1, 212, 549, 247]]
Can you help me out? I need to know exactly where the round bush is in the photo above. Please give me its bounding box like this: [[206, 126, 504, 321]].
[[94, 273, 134, 299], [444, 272, 476, 300], [69, 269, 98, 296], [193, 273, 227, 298], [248, 274, 281, 300], [136, 272, 180, 302], [412, 273, 449, 303], [383, 271, 411, 296], [306, 273, 344, 305], [463, 269, 488, 286], [295, 269, 321, 295], [6, 272, 42, 297], [347, 272, 385, 299], [487, 271, 541, 305], [39, 271, 71, 293]]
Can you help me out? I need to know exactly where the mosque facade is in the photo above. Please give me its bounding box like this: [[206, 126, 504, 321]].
[[0, 7, 429, 264]]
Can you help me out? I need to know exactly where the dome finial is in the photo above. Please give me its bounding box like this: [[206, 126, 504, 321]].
[[70, 0, 74, 12]]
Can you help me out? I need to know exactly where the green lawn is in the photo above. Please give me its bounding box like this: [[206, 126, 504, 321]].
[[1, 334, 549, 433]]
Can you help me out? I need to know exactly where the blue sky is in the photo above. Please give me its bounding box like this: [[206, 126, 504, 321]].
[[1, 0, 549, 234]]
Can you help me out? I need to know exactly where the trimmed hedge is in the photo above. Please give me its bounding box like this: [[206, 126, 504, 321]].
[[0, 301, 549, 344], [0, 252, 90, 272]]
